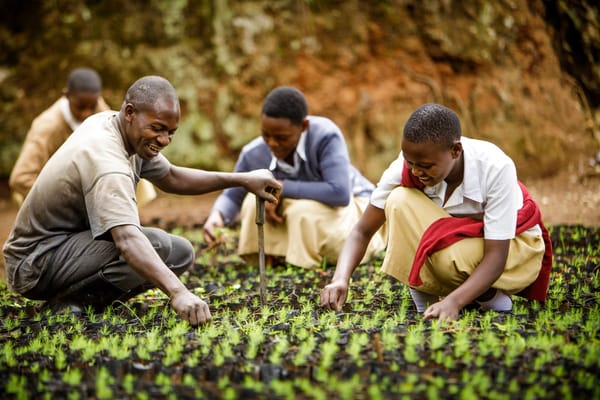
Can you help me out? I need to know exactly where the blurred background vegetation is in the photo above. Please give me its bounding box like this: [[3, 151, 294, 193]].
[[0, 0, 598, 182]]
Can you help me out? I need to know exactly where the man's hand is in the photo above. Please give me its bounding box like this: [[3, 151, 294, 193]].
[[202, 211, 224, 246], [320, 279, 349, 311], [242, 169, 281, 204], [423, 297, 460, 321], [171, 290, 212, 326]]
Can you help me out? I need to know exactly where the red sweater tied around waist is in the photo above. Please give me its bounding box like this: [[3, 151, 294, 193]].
[[401, 162, 552, 301]]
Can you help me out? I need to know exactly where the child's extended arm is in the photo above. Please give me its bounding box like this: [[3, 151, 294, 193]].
[[423, 239, 510, 320], [320, 204, 386, 311]]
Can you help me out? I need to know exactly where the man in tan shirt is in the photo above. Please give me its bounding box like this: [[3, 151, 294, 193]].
[[9, 67, 109, 205], [3, 76, 281, 325]]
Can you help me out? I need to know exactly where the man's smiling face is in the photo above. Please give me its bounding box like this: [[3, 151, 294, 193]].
[[123, 96, 180, 160]]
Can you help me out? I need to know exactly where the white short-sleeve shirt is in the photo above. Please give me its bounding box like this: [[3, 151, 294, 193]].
[[371, 137, 539, 240]]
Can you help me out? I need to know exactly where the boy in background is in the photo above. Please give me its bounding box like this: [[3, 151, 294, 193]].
[[203, 86, 385, 268], [9, 67, 156, 206]]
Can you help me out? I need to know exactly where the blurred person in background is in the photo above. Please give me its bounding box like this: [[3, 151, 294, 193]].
[[8, 67, 156, 207]]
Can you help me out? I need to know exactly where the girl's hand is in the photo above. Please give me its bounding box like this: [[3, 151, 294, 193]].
[[423, 297, 461, 320]]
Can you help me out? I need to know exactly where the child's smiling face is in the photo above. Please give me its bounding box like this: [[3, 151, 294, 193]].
[[401, 139, 462, 187]]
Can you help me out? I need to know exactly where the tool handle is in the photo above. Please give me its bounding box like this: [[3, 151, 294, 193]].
[[256, 196, 267, 305], [255, 197, 265, 225]]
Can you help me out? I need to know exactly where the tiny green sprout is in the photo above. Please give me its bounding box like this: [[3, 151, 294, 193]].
[[397, 372, 418, 393], [403, 345, 419, 364], [292, 335, 316, 367], [236, 306, 251, 322], [223, 386, 237, 400], [346, 332, 368, 366], [6, 374, 28, 400], [183, 373, 197, 388], [1, 341, 17, 368], [276, 305, 291, 322], [54, 347, 68, 370], [213, 346, 226, 367], [95, 366, 114, 400], [155, 372, 172, 395], [67, 390, 81, 400], [367, 382, 383, 399], [136, 391, 150, 400], [428, 327, 447, 351], [318, 338, 338, 370], [80, 342, 97, 363], [228, 327, 241, 346], [39, 368, 51, 383], [99, 323, 110, 337], [259, 304, 273, 321], [185, 349, 201, 368], [3, 316, 18, 330], [270, 379, 295, 400], [163, 337, 185, 366], [245, 323, 265, 360], [62, 367, 83, 386], [297, 376, 328, 399], [268, 336, 289, 365], [380, 329, 399, 351], [294, 327, 310, 341], [583, 345, 600, 368], [167, 321, 189, 338], [396, 300, 409, 322], [144, 328, 164, 353], [85, 305, 98, 322], [122, 373, 136, 395]]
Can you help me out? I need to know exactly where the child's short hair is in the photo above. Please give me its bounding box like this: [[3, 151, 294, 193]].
[[403, 103, 462, 147], [67, 68, 102, 94], [262, 86, 308, 126]]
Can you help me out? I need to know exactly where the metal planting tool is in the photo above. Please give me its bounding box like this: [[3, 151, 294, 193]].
[[256, 196, 267, 305]]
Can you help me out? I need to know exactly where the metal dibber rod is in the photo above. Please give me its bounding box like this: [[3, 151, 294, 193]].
[[256, 196, 267, 305]]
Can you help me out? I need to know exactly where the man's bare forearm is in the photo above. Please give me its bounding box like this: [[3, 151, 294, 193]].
[[111, 225, 188, 297]]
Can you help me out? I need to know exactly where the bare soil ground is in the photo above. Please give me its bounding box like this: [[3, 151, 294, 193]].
[[1, 166, 599, 282]]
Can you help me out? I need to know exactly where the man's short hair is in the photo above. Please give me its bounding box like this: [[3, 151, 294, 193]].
[[124, 75, 178, 113], [67, 68, 102, 94], [262, 86, 308, 126], [403, 103, 462, 147]]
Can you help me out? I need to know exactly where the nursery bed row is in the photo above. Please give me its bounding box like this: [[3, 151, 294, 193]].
[[1, 225, 599, 399]]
